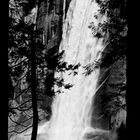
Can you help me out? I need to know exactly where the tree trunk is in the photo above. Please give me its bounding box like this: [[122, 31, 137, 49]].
[[31, 31, 38, 140]]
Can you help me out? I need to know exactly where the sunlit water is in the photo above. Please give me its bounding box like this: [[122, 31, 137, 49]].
[[11, 0, 108, 140]]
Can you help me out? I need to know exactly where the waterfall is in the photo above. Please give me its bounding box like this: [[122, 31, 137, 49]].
[[45, 0, 108, 139], [11, 0, 109, 140]]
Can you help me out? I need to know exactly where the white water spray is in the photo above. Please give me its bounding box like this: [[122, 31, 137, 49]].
[[43, 0, 107, 139], [11, 0, 108, 140]]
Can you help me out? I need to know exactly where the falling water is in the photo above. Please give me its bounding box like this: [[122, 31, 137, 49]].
[[11, 0, 109, 140], [44, 0, 107, 139]]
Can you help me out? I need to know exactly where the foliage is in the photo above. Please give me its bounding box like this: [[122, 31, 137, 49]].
[[89, 0, 128, 68], [8, 0, 39, 139]]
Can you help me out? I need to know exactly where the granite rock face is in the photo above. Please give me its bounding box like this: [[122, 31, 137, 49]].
[[89, 54, 126, 140], [35, 0, 73, 121], [36, 0, 71, 48]]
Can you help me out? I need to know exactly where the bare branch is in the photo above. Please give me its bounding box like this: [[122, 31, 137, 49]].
[[9, 115, 31, 128], [11, 99, 32, 110], [8, 125, 33, 134], [17, 68, 31, 81], [14, 83, 31, 100], [9, 57, 28, 68], [23, 111, 33, 118], [14, 106, 33, 111]]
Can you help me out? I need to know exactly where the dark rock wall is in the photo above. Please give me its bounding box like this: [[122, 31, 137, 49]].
[[36, 0, 71, 48], [90, 57, 126, 138], [36, 0, 72, 120]]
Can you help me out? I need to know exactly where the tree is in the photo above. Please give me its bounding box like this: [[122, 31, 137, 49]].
[[8, 0, 39, 139], [30, 19, 38, 140]]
